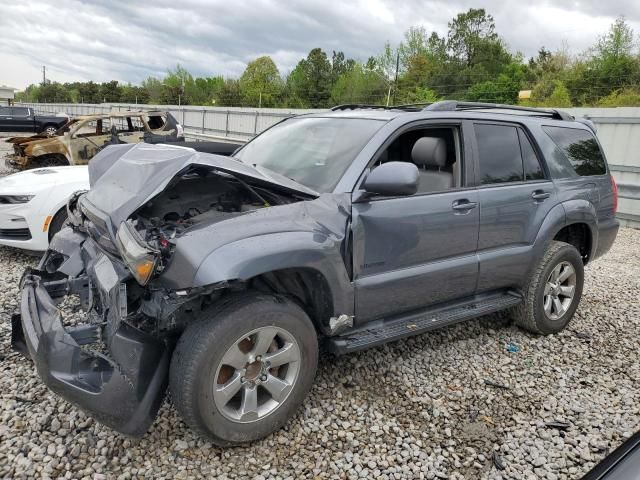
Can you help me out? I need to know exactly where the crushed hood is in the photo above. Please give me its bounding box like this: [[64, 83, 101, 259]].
[[82, 143, 318, 229]]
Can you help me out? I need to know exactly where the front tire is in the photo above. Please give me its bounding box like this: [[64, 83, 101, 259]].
[[170, 293, 318, 445], [512, 240, 584, 334]]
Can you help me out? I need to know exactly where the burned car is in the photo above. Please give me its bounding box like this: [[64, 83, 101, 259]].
[[7, 111, 184, 169], [13, 102, 618, 445]]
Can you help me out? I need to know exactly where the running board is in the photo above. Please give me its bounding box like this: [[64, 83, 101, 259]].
[[327, 293, 522, 355]]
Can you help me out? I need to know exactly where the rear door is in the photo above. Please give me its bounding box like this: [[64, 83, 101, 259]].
[[10, 107, 34, 131], [111, 115, 145, 144], [69, 118, 112, 164], [0, 107, 12, 131], [474, 122, 555, 293]]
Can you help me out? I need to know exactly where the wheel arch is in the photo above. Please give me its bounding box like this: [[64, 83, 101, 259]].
[[188, 232, 354, 331], [553, 222, 593, 264], [558, 199, 599, 264]]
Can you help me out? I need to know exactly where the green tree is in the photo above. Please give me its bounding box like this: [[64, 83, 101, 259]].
[[330, 63, 388, 104], [398, 26, 429, 70], [239, 56, 283, 107], [331, 51, 355, 84], [161, 65, 193, 104], [397, 86, 440, 104], [527, 80, 572, 107], [288, 48, 333, 107], [566, 17, 640, 105], [99, 80, 122, 103], [141, 77, 163, 104], [189, 76, 224, 105], [597, 87, 640, 106], [216, 79, 242, 106], [37, 81, 71, 103], [120, 84, 150, 104], [447, 8, 504, 69]]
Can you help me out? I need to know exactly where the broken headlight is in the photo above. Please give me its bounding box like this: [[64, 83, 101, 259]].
[[115, 222, 159, 286]]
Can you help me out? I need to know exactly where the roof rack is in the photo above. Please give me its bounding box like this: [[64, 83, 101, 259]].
[[331, 103, 426, 112], [423, 100, 573, 121], [331, 104, 389, 111]]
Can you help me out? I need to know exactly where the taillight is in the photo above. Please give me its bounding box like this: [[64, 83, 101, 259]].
[[610, 175, 618, 214]]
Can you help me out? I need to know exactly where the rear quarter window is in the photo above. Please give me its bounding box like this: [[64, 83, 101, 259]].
[[542, 126, 607, 176]]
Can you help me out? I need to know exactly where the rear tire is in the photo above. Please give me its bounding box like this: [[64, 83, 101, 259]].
[[512, 240, 584, 334], [170, 293, 318, 445], [43, 125, 58, 137]]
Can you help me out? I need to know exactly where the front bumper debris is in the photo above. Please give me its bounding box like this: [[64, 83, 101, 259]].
[[7, 154, 29, 168], [12, 270, 169, 436]]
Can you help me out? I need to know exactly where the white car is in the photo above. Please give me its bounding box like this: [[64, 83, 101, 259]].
[[0, 166, 89, 251]]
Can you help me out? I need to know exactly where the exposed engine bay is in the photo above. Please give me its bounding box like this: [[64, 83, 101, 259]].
[[126, 166, 302, 260]]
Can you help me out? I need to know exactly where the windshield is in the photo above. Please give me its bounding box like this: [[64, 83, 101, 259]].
[[234, 117, 385, 192]]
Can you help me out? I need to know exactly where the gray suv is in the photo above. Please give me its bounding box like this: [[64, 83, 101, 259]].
[[13, 101, 619, 445]]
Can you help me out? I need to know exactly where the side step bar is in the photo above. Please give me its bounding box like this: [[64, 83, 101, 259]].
[[326, 293, 522, 355]]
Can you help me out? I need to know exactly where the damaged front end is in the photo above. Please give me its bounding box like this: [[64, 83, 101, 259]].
[[12, 143, 321, 436], [12, 227, 170, 436], [6, 135, 68, 169]]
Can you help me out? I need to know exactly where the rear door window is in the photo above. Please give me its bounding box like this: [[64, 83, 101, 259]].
[[10, 107, 29, 116], [475, 124, 523, 184], [542, 126, 606, 176], [519, 130, 545, 180]]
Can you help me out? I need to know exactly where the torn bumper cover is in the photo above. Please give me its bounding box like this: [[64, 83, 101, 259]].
[[12, 270, 169, 436]]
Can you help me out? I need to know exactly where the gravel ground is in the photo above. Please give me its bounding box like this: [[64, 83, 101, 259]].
[[0, 135, 639, 479]]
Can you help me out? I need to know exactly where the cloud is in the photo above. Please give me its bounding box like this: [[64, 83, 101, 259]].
[[0, 0, 639, 89]]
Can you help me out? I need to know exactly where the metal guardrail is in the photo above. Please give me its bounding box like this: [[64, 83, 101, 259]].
[[18, 103, 640, 227], [18, 102, 320, 142]]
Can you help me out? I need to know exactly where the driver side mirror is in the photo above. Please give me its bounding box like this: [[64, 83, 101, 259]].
[[360, 161, 419, 198]]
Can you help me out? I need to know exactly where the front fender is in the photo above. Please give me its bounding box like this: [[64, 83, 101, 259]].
[[165, 231, 354, 316]]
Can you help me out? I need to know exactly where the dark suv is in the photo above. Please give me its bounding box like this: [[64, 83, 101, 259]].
[[13, 101, 619, 445]]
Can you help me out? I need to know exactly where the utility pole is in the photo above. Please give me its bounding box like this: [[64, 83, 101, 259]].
[[42, 66, 46, 86], [392, 52, 399, 105]]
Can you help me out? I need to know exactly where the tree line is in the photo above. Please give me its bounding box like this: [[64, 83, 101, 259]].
[[16, 9, 640, 108]]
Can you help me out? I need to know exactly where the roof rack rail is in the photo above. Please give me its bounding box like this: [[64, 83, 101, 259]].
[[423, 100, 574, 121], [331, 104, 389, 111], [331, 103, 426, 112]]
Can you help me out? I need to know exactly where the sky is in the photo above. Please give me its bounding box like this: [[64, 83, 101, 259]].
[[1, 0, 639, 90]]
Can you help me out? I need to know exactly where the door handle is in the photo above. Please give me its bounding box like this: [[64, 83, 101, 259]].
[[531, 190, 551, 201], [452, 199, 478, 212], [5, 117, 12, 120]]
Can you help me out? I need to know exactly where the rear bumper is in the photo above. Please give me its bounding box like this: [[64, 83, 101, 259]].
[[594, 217, 620, 260], [12, 269, 169, 436]]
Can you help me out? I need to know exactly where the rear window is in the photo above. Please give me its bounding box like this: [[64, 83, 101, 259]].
[[542, 126, 606, 176]]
